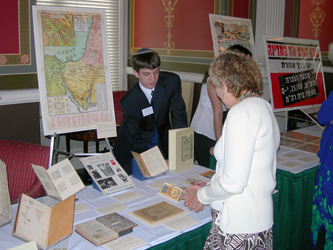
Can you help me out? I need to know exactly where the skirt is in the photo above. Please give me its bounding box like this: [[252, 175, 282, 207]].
[[204, 208, 273, 250]]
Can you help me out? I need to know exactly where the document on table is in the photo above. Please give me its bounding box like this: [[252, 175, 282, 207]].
[[163, 215, 198, 231], [74, 203, 90, 214], [94, 202, 128, 215], [146, 179, 176, 190], [111, 191, 143, 203], [105, 235, 146, 250]]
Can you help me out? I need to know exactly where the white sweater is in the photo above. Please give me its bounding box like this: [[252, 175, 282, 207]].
[[197, 97, 280, 234]]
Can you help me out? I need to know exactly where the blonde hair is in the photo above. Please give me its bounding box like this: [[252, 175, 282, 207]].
[[208, 50, 263, 98]]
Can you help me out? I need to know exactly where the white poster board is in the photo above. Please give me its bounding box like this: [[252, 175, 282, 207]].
[[263, 36, 326, 112], [32, 6, 116, 137], [209, 14, 256, 60]]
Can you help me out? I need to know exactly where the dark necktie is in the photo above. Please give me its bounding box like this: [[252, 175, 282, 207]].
[[150, 90, 154, 108]]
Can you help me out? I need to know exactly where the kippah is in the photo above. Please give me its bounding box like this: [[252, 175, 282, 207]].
[[135, 48, 153, 55]]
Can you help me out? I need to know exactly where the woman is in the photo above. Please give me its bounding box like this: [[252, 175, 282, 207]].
[[311, 90, 333, 250], [182, 51, 280, 249], [191, 45, 252, 168]]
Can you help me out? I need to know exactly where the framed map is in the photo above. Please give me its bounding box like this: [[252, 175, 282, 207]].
[[32, 6, 116, 136]]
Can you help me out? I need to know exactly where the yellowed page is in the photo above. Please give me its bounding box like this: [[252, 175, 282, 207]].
[[13, 194, 51, 249], [140, 146, 168, 177]]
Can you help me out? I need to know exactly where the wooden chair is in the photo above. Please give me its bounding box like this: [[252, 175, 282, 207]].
[[0, 140, 50, 203]]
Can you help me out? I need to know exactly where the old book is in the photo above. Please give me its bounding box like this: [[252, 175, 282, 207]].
[[75, 219, 118, 246], [32, 158, 85, 201], [75, 213, 137, 246], [132, 146, 169, 178], [79, 152, 135, 195], [132, 201, 184, 224], [96, 213, 138, 236], [168, 127, 194, 172], [199, 170, 216, 180], [0, 160, 12, 227], [158, 182, 183, 202], [13, 193, 75, 249]]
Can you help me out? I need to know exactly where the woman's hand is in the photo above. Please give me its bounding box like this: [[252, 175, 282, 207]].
[[182, 185, 205, 213]]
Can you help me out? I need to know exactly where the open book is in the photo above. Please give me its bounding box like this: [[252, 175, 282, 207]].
[[75, 213, 137, 246], [79, 152, 135, 195], [32, 158, 85, 201], [168, 127, 194, 172], [0, 160, 12, 227], [132, 146, 169, 178], [13, 194, 75, 249]]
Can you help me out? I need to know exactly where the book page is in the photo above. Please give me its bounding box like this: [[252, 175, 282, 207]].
[[48, 195, 75, 246], [0, 160, 12, 227], [163, 215, 198, 231], [13, 194, 51, 249], [94, 202, 128, 215], [79, 152, 135, 195], [140, 146, 169, 177], [105, 235, 146, 250], [32, 164, 61, 200], [111, 191, 144, 203], [47, 159, 85, 200]]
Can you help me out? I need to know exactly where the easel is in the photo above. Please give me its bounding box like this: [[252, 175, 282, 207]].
[[48, 132, 113, 168]]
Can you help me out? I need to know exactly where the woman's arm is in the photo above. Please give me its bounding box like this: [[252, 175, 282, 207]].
[[197, 112, 256, 204], [207, 80, 223, 141]]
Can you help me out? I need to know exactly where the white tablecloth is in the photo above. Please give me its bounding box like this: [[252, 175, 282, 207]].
[[1, 165, 212, 250]]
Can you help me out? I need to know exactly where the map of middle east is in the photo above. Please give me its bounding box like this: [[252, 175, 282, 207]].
[[42, 13, 106, 115]]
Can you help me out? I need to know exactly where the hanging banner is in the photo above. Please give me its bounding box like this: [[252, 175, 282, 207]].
[[263, 37, 326, 111]]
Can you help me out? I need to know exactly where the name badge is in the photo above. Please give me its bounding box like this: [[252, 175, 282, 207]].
[[142, 106, 154, 117]]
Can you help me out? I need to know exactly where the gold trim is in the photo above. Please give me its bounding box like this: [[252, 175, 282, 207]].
[[0, 0, 30, 66]]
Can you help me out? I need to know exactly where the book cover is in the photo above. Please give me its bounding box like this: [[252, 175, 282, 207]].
[[168, 127, 194, 172], [0, 160, 12, 227], [75, 219, 119, 246], [132, 201, 184, 224], [158, 182, 183, 202], [96, 213, 138, 237], [32, 158, 85, 201], [79, 152, 135, 195], [132, 146, 169, 178], [13, 194, 75, 249]]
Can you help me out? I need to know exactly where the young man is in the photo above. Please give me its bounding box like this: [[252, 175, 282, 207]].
[[113, 48, 188, 175]]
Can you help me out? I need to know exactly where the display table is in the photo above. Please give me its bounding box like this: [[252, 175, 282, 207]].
[[1, 165, 214, 250]]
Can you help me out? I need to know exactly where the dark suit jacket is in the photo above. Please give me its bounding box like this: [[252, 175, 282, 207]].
[[113, 71, 188, 168]]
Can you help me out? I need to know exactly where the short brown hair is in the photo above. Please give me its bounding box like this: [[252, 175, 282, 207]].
[[131, 50, 161, 73], [209, 51, 263, 98]]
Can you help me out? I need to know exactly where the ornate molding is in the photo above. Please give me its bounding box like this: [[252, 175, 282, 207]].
[[309, 0, 326, 39], [0, 0, 30, 66], [162, 0, 178, 55]]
